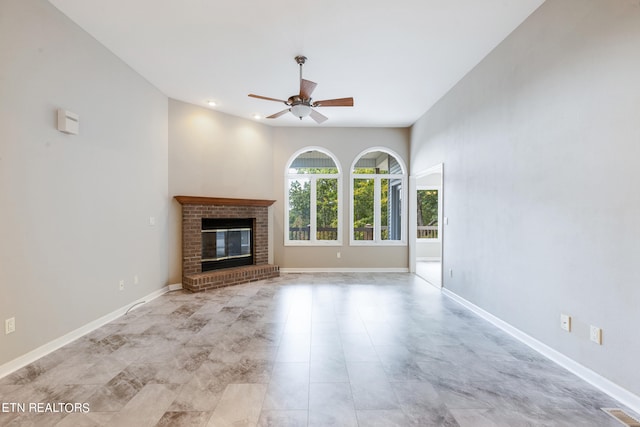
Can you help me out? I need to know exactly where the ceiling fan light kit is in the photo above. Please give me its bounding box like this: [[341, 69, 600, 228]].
[[290, 103, 311, 118], [248, 56, 354, 124]]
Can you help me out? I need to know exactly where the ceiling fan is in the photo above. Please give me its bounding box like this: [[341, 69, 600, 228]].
[[248, 56, 354, 124]]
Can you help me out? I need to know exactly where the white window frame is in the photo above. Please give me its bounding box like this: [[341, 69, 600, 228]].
[[416, 186, 441, 242], [285, 146, 342, 246], [350, 147, 407, 246]]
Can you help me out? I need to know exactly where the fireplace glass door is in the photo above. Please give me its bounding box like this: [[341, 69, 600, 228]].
[[202, 228, 251, 261], [201, 218, 254, 271]]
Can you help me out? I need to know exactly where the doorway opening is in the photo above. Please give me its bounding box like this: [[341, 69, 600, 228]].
[[411, 164, 443, 287]]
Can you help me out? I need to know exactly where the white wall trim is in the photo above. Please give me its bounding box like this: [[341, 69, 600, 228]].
[[280, 267, 409, 273], [442, 288, 640, 415], [416, 257, 441, 262], [0, 286, 170, 380], [168, 283, 183, 291]]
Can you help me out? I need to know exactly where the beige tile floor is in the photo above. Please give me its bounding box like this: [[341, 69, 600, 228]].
[[0, 273, 634, 426], [416, 261, 441, 288]]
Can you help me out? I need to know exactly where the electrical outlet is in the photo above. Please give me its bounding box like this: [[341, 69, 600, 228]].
[[134, 275, 139, 285], [336, 252, 341, 259], [560, 314, 571, 332], [149, 216, 156, 226], [590, 326, 602, 345], [449, 269, 453, 277], [5, 317, 15, 334], [119, 280, 125, 291]]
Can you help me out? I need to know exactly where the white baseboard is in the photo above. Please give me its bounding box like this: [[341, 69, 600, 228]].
[[416, 257, 441, 262], [168, 283, 183, 291], [280, 267, 409, 273], [442, 288, 640, 415], [0, 286, 169, 380]]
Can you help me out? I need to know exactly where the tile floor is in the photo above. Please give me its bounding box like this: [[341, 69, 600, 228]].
[[416, 261, 441, 288], [0, 273, 633, 426]]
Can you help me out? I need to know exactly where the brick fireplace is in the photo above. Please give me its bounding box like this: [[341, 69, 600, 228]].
[[175, 196, 279, 292]]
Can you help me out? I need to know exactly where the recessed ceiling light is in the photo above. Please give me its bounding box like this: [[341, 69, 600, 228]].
[[253, 114, 261, 120], [207, 100, 217, 107]]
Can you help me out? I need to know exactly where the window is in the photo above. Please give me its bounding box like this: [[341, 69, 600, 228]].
[[417, 188, 439, 240], [285, 148, 341, 245], [350, 148, 407, 245]]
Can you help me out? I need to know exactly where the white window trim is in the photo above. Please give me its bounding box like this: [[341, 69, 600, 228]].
[[416, 186, 441, 242], [349, 147, 407, 246], [284, 147, 343, 246]]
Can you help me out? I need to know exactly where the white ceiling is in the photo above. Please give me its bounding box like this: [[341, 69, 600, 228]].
[[48, 0, 544, 127]]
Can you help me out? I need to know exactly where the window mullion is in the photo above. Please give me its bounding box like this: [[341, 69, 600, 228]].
[[310, 177, 317, 243], [374, 177, 381, 243], [285, 179, 291, 243]]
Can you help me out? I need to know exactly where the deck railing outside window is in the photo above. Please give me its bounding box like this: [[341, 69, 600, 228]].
[[290, 226, 398, 241], [291, 225, 437, 240], [417, 225, 438, 239]]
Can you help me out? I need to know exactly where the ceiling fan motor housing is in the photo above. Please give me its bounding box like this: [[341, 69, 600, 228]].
[[288, 95, 304, 104]]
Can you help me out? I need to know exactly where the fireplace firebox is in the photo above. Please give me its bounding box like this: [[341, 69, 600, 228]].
[[201, 218, 254, 271]]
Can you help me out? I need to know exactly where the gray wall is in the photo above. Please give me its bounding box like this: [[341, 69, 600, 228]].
[[273, 127, 410, 269], [411, 0, 640, 396], [0, 0, 169, 365], [167, 100, 274, 283], [167, 113, 411, 273]]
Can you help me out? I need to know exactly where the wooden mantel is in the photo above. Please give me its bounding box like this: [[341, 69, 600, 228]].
[[174, 195, 276, 207]]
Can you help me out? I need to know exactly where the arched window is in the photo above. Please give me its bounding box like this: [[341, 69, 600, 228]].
[[350, 148, 407, 245], [285, 147, 342, 245]]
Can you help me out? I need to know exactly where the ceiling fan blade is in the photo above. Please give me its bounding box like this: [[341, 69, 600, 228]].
[[313, 97, 354, 107], [266, 108, 291, 119], [309, 109, 328, 124], [300, 79, 317, 99], [248, 94, 288, 103]]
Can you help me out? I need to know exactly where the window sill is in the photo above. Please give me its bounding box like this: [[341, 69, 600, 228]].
[[349, 241, 407, 247], [285, 241, 343, 247]]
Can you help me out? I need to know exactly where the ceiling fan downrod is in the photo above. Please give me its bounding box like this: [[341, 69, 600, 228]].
[[295, 55, 307, 89]]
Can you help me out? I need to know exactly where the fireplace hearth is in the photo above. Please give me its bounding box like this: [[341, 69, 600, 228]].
[[175, 196, 279, 292]]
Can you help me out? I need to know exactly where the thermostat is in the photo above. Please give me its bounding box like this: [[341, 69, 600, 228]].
[[57, 109, 79, 135]]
